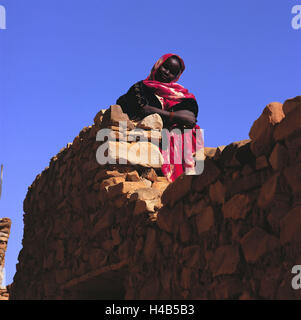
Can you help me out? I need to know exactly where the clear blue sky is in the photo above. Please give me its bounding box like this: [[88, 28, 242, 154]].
[[0, 0, 300, 285]]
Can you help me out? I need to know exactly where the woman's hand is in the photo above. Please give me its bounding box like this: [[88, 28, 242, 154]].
[[172, 110, 196, 128]]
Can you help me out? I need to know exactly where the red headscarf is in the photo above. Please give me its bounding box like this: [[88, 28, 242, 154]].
[[142, 53, 196, 110], [142, 54, 204, 182]]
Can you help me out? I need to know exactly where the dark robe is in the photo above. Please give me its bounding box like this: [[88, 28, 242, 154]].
[[116, 80, 198, 128]]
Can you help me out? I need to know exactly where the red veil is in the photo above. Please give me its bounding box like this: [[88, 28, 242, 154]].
[[143, 54, 204, 182]]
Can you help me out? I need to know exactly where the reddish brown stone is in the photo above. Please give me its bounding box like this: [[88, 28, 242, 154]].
[[283, 163, 301, 199], [249, 102, 284, 157], [162, 174, 193, 207], [269, 143, 289, 171], [179, 222, 191, 243], [259, 267, 282, 299], [257, 173, 281, 209], [209, 245, 240, 277], [280, 205, 301, 245], [240, 227, 280, 263], [222, 193, 251, 220], [157, 206, 174, 233], [143, 228, 157, 263], [274, 103, 301, 142], [282, 96, 301, 115], [256, 155, 269, 170], [192, 158, 221, 193], [209, 180, 225, 204], [212, 277, 243, 299], [195, 206, 214, 234]]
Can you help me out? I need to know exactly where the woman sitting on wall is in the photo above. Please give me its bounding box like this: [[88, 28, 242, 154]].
[[116, 53, 204, 182]]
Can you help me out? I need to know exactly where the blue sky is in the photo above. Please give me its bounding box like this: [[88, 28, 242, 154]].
[[0, 0, 300, 285]]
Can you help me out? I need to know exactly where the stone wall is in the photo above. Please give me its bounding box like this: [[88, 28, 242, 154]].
[[10, 96, 301, 300], [0, 218, 11, 300]]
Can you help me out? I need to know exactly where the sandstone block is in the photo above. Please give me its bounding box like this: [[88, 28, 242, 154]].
[[274, 103, 301, 141], [100, 105, 134, 130], [249, 102, 284, 156], [107, 181, 147, 199], [130, 187, 161, 202], [126, 171, 140, 181], [136, 113, 163, 130], [93, 109, 107, 125]]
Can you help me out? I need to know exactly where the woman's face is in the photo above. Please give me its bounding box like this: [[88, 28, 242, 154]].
[[154, 56, 182, 83]]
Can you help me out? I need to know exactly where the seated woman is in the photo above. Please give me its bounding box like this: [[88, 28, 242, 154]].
[[116, 53, 204, 182]]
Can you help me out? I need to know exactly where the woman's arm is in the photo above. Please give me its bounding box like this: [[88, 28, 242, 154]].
[[142, 105, 196, 128]]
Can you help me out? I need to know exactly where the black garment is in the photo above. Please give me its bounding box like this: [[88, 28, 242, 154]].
[[116, 80, 198, 124]]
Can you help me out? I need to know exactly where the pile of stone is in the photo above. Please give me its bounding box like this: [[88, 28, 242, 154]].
[[10, 96, 301, 300], [0, 218, 11, 300]]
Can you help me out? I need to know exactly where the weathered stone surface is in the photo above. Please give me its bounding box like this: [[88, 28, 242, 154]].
[[151, 181, 170, 193], [108, 181, 147, 199], [136, 114, 163, 131], [257, 173, 282, 209], [100, 105, 134, 129], [126, 170, 140, 181], [209, 180, 225, 204], [204, 147, 217, 158], [268, 143, 289, 171], [11, 96, 301, 300], [184, 198, 207, 218], [280, 205, 301, 245], [0, 218, 11, 292], [256, 155, 269, 170], [157, 207, 174, 233], [127, 142, 164, 168], [143, 228, 157, 263], [130, 187, 161, 202], [283, 163, 301, 199], [93, 109, 107, 126], [274, 104, 301, 142], [195, 206, 214, 234], [282, 96, 301, 115], [162, 174, 193, 207], [219, 140, 252, 167], [222, 194, 251, 220], [249, 102, 284, 156], [209, 245, 240, 277], [240, 227, 280, 263], [192, 159, 221, 192]]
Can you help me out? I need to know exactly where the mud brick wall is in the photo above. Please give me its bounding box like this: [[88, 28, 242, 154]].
[[0, 218, 11, 300], [10, 97, 301, 300]]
